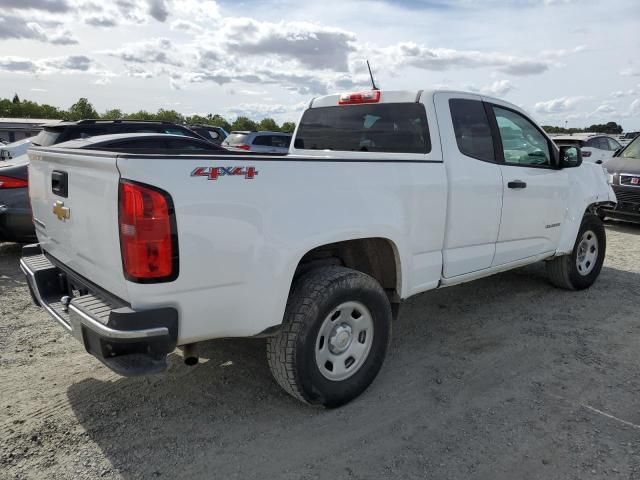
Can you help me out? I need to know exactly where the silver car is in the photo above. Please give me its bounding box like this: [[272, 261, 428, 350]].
[[222, 131, 292, 154]]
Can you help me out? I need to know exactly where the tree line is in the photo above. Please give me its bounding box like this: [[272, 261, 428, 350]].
[[0, 94, 296, 133], [1, 94, 629, 136], [540, 122, 624, 135]]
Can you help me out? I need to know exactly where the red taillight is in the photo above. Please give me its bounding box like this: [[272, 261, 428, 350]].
[[0, 175, 28, 189], [118, 180, 178, 282], [236, 144, 251, 151], [581, 150, 591, 157], [338, 90, 381, 105]]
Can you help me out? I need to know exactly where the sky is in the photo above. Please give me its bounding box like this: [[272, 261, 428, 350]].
[[0, 0, 639, 129]]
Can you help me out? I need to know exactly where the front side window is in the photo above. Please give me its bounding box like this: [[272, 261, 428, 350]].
[[449, 99, 495, 162], [295, 103, 430, 154], [621, 137, 640, 159], [492, 106, 551, 167]]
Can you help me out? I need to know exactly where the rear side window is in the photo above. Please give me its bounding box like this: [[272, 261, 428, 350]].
[[252, 135, 272, 146], [164, 139, 220, 151], [586, 137, 608, 150], [295, 103, 430, 154], [272, 135, 291, 148], [449, 99, 495, 162], [606, 137, 621, 151], [32, 129, 62, 146]]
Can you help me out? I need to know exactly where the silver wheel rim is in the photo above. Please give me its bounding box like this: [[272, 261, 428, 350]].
[[576, 230, 599, 276], [315, 301, 374, 381]]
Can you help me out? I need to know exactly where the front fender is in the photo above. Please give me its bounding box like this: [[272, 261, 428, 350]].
[[556, 163, 614, 255]]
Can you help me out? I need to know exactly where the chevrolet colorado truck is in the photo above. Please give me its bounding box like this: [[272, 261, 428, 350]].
[[21, 90, 616, 407]]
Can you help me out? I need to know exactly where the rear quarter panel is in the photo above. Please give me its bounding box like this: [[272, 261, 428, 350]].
[[117, 153, 447, 344]]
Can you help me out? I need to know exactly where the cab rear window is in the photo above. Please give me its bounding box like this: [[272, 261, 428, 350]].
[[295, 103, 430, 154]]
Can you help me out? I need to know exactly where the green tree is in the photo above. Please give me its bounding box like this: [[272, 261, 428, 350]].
[[102, 109, 124, 120], [231, 116, 258, 132], [280, 121, 296, 133], [155, 108, 184, 124], [67, 98, 98, 121], [208, 114, 231, 132], [12, 93, 20, 104], [124, 110, 155, 120], [258, 118, 280, 131]]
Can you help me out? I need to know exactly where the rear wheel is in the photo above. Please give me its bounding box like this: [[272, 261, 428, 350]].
[[546, 214, 606, 290], [267, 266, 392, 407]]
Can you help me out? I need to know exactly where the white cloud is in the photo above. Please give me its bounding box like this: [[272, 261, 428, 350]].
[[631, 99, 640, 116], [534, 96, 585, 114], [147, 0, 169, 22], [620, 68, 640, 77], [226, 102, 306, 119], [0, 15, 77, 44], [479, 79, 513, 97], [2, 0, 71, 12], [377, 42, 560, 76], [106, 38, 185, 66]]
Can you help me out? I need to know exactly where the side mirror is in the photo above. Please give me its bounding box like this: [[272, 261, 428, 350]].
[[294, 138, 304, 149], [559, 145, 582, 168]]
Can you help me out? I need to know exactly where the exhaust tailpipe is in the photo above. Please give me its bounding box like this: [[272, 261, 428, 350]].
[[182, 343, 199, 366]]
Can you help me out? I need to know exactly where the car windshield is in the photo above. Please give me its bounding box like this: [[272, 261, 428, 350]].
[[31, 129, 62, 146], [621, 136, 640, 159], [224, 133, 249, 145]]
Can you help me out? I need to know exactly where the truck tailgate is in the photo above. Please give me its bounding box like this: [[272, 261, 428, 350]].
[[28, 148, 129, 301]]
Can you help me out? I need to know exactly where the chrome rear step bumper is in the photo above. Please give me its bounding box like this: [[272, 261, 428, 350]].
[[21, 244, 179, 376]]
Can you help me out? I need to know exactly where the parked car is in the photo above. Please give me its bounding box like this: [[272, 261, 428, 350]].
[[600, 135, 640, 223], [22, 89, 614, 407], [222, 131, 292, 153], [186, 124, 228, 144], [0, 156, 32, 242], [0, 129, 225, 244], [1, 137, 35, 161], [618, 131, 639, 147], [30, 119, 205, 147], [552, 135, 621, 164], [55, 133, 228, 153]]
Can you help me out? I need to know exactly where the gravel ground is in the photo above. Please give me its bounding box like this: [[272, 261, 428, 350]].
[[1, 221, 640, 480]]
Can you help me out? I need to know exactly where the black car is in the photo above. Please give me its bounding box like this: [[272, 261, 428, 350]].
[[0, 132, 227, 243], [30, 119, 205, 147], [55, 133, 227, 153], [186, 124, 228, 144], [601, 135, 640, 223]]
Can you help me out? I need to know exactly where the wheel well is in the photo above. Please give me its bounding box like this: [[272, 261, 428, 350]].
[[295, 238, 400, 303]]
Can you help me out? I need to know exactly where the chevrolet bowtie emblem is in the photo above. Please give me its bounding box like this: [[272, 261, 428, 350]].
[[53, 200, 70, 221]]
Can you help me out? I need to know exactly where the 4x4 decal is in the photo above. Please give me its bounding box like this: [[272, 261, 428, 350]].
[[191, 166, 259, 180]]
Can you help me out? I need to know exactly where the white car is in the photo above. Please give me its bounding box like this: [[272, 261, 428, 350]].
[[0, 137, 33, 161], [552, 134, 622, 164], [22, 89, 615, 407], [222, 130, 292, 154]]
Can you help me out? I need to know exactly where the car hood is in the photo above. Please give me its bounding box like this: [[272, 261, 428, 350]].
[[605, 156, 640, 175]]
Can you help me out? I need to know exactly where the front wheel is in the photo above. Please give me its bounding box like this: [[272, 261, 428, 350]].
[[267, 266, 392, 408], [546, 214, 606, 290]]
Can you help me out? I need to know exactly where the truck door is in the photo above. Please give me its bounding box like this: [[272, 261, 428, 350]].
[[434, 93, 503, 278], [485, 101, 569, 265]]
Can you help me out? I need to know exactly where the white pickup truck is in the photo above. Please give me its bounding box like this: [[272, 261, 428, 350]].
[[22, 89, 616, 407]]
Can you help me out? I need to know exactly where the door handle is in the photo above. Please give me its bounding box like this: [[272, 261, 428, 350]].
[[507, 180, 527, 189]]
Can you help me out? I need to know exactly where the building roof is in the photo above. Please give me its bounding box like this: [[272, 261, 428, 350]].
[[0, 118, 61, 125]]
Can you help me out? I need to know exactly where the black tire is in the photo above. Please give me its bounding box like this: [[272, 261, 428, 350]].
[[267, 266, 392, 408], [546, 214, 606, 290]]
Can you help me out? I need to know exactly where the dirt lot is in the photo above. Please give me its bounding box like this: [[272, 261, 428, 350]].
[[1, 221, 640, 480]]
